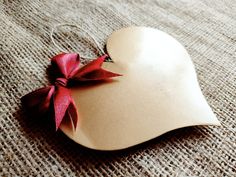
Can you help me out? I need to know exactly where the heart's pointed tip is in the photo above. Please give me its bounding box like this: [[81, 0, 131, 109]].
[[215, 120, 221, 126]]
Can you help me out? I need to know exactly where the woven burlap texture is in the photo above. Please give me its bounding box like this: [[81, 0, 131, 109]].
[[1, 0, 236, 176]]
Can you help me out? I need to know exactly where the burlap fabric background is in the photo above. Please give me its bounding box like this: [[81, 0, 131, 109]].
[[1, 0, 236, 176]]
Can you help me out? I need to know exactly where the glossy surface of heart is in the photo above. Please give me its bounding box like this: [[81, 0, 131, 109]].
[[60, 27, 220, 150]]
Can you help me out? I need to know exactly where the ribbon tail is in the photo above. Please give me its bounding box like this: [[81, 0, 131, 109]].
[[75, 55, 107, 76], [53, 86, 77, 130], [74, 55, 122, 81], [79, 68, 122, 81], [66, 100, 78, 132]]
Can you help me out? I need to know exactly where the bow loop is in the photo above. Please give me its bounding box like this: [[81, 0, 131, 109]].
[[21, 86, 55, 115], [51, 53, 81, 79]]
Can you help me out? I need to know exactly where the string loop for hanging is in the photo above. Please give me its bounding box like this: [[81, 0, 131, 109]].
[[50, 23, 106, 60]]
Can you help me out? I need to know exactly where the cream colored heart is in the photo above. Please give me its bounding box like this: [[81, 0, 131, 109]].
[[60, 26, 220, 150]]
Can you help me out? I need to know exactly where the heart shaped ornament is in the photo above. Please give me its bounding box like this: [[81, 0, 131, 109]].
[[60, 26, 220, 150]]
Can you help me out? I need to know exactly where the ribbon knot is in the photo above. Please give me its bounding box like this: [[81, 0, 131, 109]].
[[21, 53, 121, 130], [55, 78, 68, 87]]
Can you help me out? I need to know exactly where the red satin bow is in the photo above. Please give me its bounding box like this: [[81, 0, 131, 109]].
[[21, 53, 121, 130]]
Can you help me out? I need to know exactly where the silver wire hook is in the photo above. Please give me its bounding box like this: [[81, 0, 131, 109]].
[[50, 23, 106, 60]]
